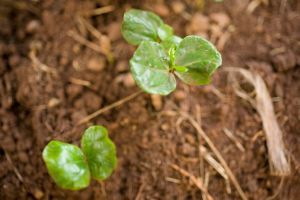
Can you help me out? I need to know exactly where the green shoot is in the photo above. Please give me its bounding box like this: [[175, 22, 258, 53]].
[[42, 125, 117, 190], [122, 9, 222, 95]]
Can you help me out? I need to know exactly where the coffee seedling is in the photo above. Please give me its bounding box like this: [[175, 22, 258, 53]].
[[42, 9, 221, 191], [42, 126, 117, 190], [122, 9, 222, 95]]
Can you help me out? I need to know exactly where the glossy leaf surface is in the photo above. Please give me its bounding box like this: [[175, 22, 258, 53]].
[[161, 35, 182, 52], [81, 126, 117, 180], [130, 41, 176, 95], [122, 9, 163, 45], [42, 141, 90, 190], [157, 24, 173, 41], [174, 36, 222, 85]]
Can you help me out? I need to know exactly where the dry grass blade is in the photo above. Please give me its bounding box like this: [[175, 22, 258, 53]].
[[86, 5, 115, 16], [29, 51, 57, 76], [180, 112, 248, 200], [5, 150, 24, 183], [74, 17, 114, 63], [77, 91, 142, 125], [69, 77, 92, 87], [200, 146, 228, 180], [68, 30, 105, 54], [227, 67, 291, 176], [223, 128, 245, 152], [170, 163, 214, 200]]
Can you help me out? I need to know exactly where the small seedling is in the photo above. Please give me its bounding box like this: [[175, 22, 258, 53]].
[[42, 125, 117, 190], [122, 9, 222, 95], [42, 9, 222, 192]]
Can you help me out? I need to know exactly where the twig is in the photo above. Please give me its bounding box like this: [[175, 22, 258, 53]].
[[251, 130, 264, 142], [200, 146, 228, 180], [98, 180, 107, 199], [165, 177, 181, 184], [5, 150, 24, 183], [180, 112, 248, 200], [170, 163, 214, 200], [77, 91, 142, 125], [29, 51, 57, 76], [203, 171, 210, 200], [225, 178, 232, 194], [195, 105, 205, 180], [68, 30, 106, 54], [78, 17, 103, 40], [134, 181, 145, 200], [223, 128, 245, 152], [69, 77, 92, 87], [85, 5, 115, 16]]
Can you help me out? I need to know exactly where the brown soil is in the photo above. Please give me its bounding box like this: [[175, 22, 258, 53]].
[[0, 0, 300, 199]]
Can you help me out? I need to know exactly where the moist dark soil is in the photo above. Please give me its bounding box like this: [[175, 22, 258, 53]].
[[0, 0, 299, 199]]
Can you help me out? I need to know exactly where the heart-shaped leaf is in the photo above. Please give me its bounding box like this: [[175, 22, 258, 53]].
[[122, 9, 163, 45], [130, 41, 176, 95], [81, 126, 117, 180], [174, 36, 222, 85], [42, 141, 90, 190]]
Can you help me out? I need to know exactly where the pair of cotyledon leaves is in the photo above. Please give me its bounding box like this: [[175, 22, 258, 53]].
[[122, 9, 222, 95], [42, 126, 117, 190]]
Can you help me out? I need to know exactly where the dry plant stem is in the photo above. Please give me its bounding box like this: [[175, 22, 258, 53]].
[[86, 5, 115, 16], [77, 17, 113, 63], [5, 150, 24, 183], [196, 105, 205, 180], [200, 146, 228, 180], [69, 77, 91, 87], [134, 182, 145, 200], [226, 67, 290, 176], [68, 31, 106, 55], [98, 180, 107, 199], [223, 128, 245, 152], [77, 91, 142, 125], [180, 112, 248, 200], [29, 51, 57, 76], [170, 163, 214, 200]]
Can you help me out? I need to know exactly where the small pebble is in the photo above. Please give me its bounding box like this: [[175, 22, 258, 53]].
[[66, 84, 83, 99], [32, 189, 44, 199], [161, 123, 169, 131], [116, 60, 128, 72], [115, 73, 135, 87], [174, 90, 186, 100], [87, 56, 106, 72], [151, 94, 163, 111], [153, 4, 170, 17], [186, 13, 209, 35], [107, 22, 121, 41], [26, 20, 41, 34], [172, 1, 185, 14], [209, 12, 230, 28]]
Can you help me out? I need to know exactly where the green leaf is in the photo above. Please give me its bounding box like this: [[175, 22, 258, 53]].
[[130, 41, 176, 95], [174, 36, 222, 85], [161, 35, 182, 51], [173, 65, 188, 73], [122, 9, 163, 45], [81, 126, 117, 180], [157, 24, 173, 41], [42, 141, 90, 190]]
